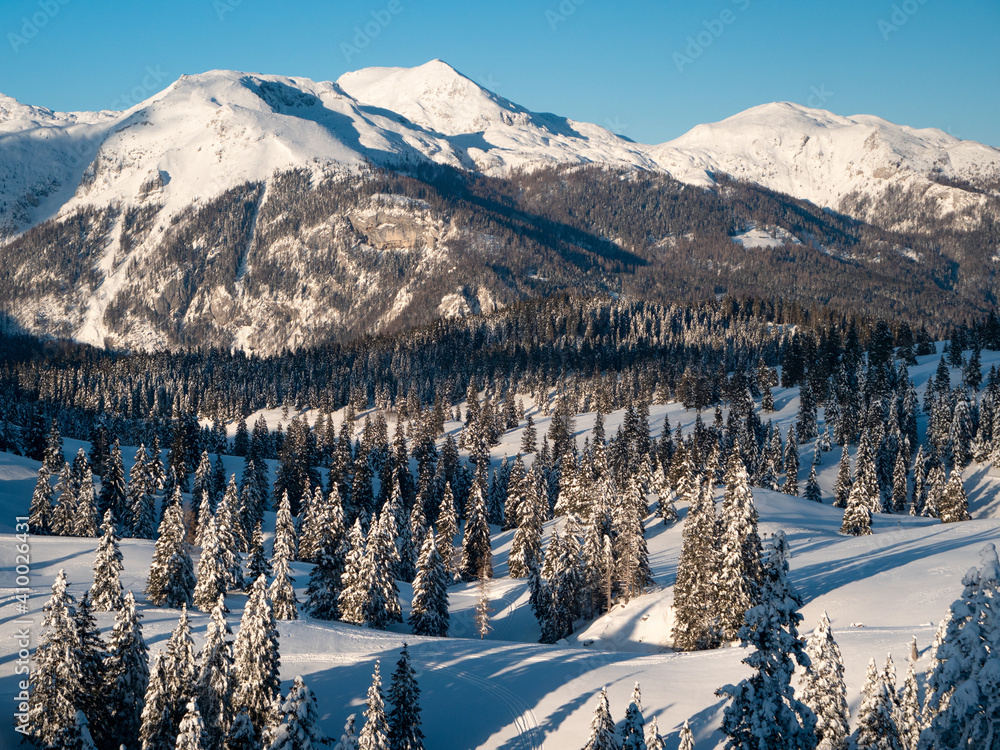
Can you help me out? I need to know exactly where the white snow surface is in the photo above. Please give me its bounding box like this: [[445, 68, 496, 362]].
[[3, 344, 1000, 747]]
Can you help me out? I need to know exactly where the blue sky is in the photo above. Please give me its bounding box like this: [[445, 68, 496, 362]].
[[1, 0, 997, 146]]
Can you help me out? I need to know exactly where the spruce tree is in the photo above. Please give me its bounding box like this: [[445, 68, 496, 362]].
[[717, 452, 763, 641], [362, 509, 403, 628], [140, 651, 175, 750], [897, 641, 922, 750], [197, 596, 234, 750], [582, 687, 617, 750], [833, 446, 852, 509], [146, 494, 195, 608], [102, 590, 150, 750], [938, 470, 970, 524], [216, 477, 247, 587], [226, 708, 259, 750], [270, 552, 300, 621], [247, 520, 273, 583], [672, 721, 693, 750], [783, 425, 799, 496], [99, 439, 128, 524], [359, 661, 391, 750], [475, 564, 494, 639], [613, 475, 652, 603], [232, 574, 281, 735], [26, 569, 83, 748], [672, 476, 721, 651], [621, 682, 647, 750], [460, 482, 493, 581], [333, 714, 359, 750], [387, 644, 424, 750], [164, 606, 198, 732], [339, 519, 369, 625], [922, 543, 1000, 749], [646, 716, 665, 750], [267, 675, 327, 750], [716, 531, 817, 750], [128, 444, 157, 539], [175, 700, 207, 750], [436, 482, 460, 580], [800, 612, 849, 750], [28, 463, 54, 534], [273, 489, 298, 563], [306, 541, 345, 621], [852, 657, 903, 750], [43, 419, 65, 472], [804, 462, 822, 503], [842, 480, 874, 536], [409, 529, 449, 637], [509, 477, 543, 579]]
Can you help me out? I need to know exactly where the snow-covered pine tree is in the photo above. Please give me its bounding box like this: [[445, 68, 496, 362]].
[[897, 640, 922, 750], [164, 605, 198, 732], [273, 489, 298, 563], [833, 446, 852, 509], [26, 569, 83, 748], [43, 420, 64, 472], [509, 476, 544, 579], [620, 682, 647, 750], [387, 644, 424, 750], [74, 592, 107, 731], [672, 475, 721, 651], [892, 449, 909, 513], [247, 519, 273, 583], [101, 590, 149, 749], [139, 650, 175, 750], [194, 513, 229, 612], [269, 550, 300, 620], [783, 425, 800, 496], [74, 457, 99, 537], [409, 529, 449, 637], [475, 563, 493, 639], [938, 470, 970, 524], [232, 574, 281, 735], [215, 478, 246, 589], [359, 661, 391, 750], [28, 463, 54, 534], [226, 708, 259, 750], [717, 452, 764, 641], [799, 612, 849, 750], [175, 700, 207, 750], [99, 439, 128, 524], [306, 541, 345, 620], [197, 596, 233, 750], [87, 509, 125, 611], [128, 444, 157, 539], [716, 531, 817, 750], [266, 675, 327, 750], [146, 493, 195, 608], [852, 657, 903, 750], [804, 461, 822, 503], [613, 475, 653, 603], [195, 491, 214, 549], [338, 518, 369, 625], [646, 716, 665, 750], [677, 720, 694, 750], [460, 481, 493, 581], [841, 482, 874, 536], [921, 543, 1000, 749], [582, 687, 617, 750], [436, 481, 460, 580]]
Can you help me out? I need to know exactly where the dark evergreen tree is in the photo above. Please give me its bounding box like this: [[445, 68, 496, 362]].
[[852, 657, 902, 750], [90, 509, 124, 611], [359, 661, 390, 750], [409, 529, 449, 637], [266, 675, 327, 750], [800, 612, 849, 750], [146, 493, 195, 608], [196, 597, 233, 750], [718, 452, 763, 641], [581, 687, 617, 750], [716, 531, 817, 750], [387, 644, 424, 750], [98, 439, 128, 524], [672, 476, 720, 651], [28, 463, 54, 535], [102, 590, 149, 750], [460, 483, 492, 581], [232, 575, 281, 735]]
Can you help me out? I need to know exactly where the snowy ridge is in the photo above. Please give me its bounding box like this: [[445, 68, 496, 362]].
[[3, 62, 999, 241]]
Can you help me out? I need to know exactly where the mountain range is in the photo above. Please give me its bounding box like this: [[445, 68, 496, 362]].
[[2, 59, 998, 352]]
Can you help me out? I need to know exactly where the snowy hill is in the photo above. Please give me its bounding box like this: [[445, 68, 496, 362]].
[[3, 344, 1000, 748]]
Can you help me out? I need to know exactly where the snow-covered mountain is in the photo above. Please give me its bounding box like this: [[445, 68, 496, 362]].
[[1, 60, 998, 352]]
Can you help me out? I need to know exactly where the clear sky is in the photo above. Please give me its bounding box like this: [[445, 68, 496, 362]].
[[1, 0, 997, 146]]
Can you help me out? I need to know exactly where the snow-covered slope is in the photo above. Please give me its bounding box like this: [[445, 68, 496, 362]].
[[654, 102, 1000, 229], [3, 345, 1000, 748]]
